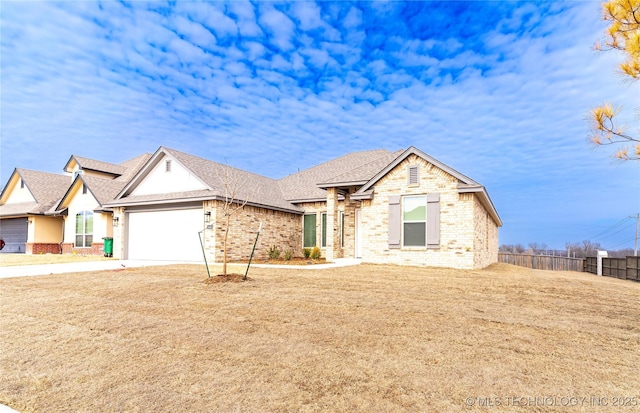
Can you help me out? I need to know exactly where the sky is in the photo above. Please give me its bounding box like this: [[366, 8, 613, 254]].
[[1, 0, 639, 251]]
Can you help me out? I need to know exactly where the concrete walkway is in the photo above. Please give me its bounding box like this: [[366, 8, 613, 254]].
[[0, 258, 362, 279]]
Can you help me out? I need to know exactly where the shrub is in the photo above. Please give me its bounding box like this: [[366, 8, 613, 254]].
[[303, 248, 311, 258], [284, 249, 293, 261], [268, 245, 281, 260], [310, 246, 321, 260]]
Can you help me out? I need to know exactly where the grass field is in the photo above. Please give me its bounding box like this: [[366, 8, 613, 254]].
[[1, 263, 639, 412], [0, 253, 114, 267]]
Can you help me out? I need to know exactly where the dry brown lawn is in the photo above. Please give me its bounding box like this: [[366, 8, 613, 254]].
[[0, 253, 114, 267], [1, 263, 639, 412]]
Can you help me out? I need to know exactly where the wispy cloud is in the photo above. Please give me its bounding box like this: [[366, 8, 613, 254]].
[[1, 1, 638, 249]]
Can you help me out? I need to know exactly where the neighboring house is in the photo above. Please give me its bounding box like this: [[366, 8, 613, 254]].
[[0, 169, 69, 253], [105, 146, 502, 269], [54, 154, 150, 255]]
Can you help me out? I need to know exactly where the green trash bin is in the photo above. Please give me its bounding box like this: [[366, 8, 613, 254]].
[[103, 237, 113, 257]]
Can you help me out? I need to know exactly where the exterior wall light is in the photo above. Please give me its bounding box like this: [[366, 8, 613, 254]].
[[113, 216, 120, 227], [204, 211, 211, 223]]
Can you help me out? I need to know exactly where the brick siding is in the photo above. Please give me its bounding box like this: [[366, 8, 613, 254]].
[[61, 242, 105, 256], [207, 201, 302, 262], [26, 243, 63, 254]]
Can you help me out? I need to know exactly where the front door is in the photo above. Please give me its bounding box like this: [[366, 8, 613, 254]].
[[355, 209, 362, 258]]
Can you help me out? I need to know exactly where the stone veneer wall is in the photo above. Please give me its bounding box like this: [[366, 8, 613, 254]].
[[472, 195, 500, 268], [112, 207, 125, 259], [360, 154, 488, 269], [342, 190, 359, 259]]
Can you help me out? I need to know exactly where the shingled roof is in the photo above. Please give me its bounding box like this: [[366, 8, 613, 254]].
[[110, 147, 303, 213], [56, 153, 151, 212], [277, 149, 400, 202], [63, 155, 126, 176], [0, 169, 70, 216]]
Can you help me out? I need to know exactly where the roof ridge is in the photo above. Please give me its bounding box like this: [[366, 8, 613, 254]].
[[321, 149, 404, 185], [162, 146, 277, 181], [15, 167, 67, 177]]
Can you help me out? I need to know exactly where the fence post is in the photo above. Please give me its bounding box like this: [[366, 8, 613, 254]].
[[597, 251, 608, 276]]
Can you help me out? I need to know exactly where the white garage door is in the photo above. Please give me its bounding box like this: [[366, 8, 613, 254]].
[[127, 208, 204, 262]]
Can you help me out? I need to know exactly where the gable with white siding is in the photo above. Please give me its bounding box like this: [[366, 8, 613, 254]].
[[130, 153, 209, 196]]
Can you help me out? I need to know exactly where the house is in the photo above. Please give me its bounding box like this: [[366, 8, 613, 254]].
[[0, 169, 69, 253], [0, 154, 149, 255], [54, 154, 150, 255], [1, 145, 501, 269], [105, 146, 501, 269], [106, 147, 304, 262]]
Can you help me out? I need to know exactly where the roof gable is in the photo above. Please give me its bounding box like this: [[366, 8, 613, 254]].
[[129, 152, 209, 196], [56, 153, 152, 211], [0, 170, 36, 205], [356, 147, 480, 194], [0, 168, 69, 216], [353, 147, 502, 226]]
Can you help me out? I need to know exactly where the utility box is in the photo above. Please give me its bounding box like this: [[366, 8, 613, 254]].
[[597, 250, 608, 276], [103, 237, 113, 257]]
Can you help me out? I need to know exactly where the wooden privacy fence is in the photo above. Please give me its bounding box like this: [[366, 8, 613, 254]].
[[583, 256, 640, 282], [498, 253, 584, 272]]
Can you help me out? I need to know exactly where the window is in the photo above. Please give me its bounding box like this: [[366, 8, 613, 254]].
[[389, 194, 440, 250], [403, 196, 427, 246], [165, 159, 172, 172], [303, 214, 316, 248], [321, 213, 327, 247], [20, 179, 25, 189], [408, 166, 419, 186], [75, 211, 93, 248], [82, 184, 88, 195]]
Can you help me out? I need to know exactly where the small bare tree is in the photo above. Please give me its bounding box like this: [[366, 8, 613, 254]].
[[217, 165, 251, 276]]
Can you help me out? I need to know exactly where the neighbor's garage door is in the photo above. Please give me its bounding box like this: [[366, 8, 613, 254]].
[[127, 208, 203, 262], [0, 218, 28, 253]]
